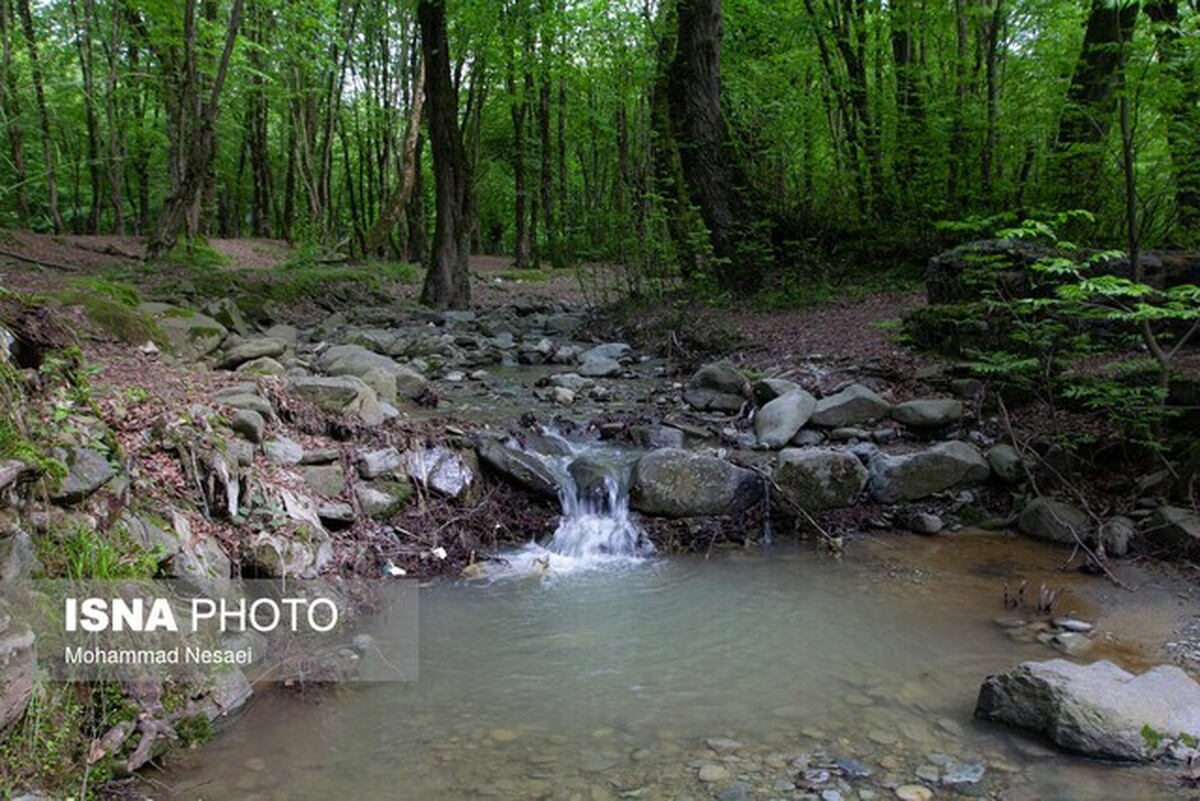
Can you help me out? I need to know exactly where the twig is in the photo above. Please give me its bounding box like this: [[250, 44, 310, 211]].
[[747, 465, 842, 552]]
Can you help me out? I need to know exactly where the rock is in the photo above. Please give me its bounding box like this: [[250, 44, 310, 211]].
[[753, 377, 802, 405], [1146, 506, 1200, 556], [403, 446, 476, 500], [50, 446, 115, 504], [812, 384, 891, 427], [628, 425, 686, 450], [834, 757, 872, 778], [203, 298, 250, 335], [631, 449, 764, 518], [123, 511, 231, 587], [358, 447, 402, 480], [475, 439, 561, 499], [773, 448, 868, 510], [246, 523, 332, 579], [578, 358, 622, 378], [216, 337, 286, 370], [230, 409, 266, 444], [1018, 497, 1091, 546], [755, 390, 817, 448], [213, 391, 275, 419], [941, 762, 985, 785], [193, 666, 253, 721], [891, 398, 963, 429], [300, 465, 346, 498], [318, 502, 355, 526], [236, 356, 285, 376], [0, 599, 35, 731], [549, 373, 593, 392], [900, 511, 945, 534], [288, 375, 385, 426], [792, 429, 825, 447], [894, 785, 932, 801], [987, 444, 1027, 484], [698, 764, 731, 782], [263, 323, 299, 345], [975, 659, 1200, 761], [580, 343, 631, 364], [1098, 516, 1134, 558], [354, 481, 411, 518], [263, 436, 304, 466], [0, 527, 40, 581], [550, 387, 575, 405], [0, 459, 25, 492], [139, 303, 228, 361], [685, 363, 749, 412], [867, 441, 990, 503], [317, 344, 427, 402]]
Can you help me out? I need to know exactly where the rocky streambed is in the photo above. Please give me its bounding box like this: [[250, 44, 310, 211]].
[[2, 282, 1200, 797]]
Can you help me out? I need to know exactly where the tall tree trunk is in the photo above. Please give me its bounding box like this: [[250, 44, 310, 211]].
[[947, 0, 969, 207], [362, 54, 425, 257], [103, 0, 125, 234], [890, 0, 924, 196], [68, 0, 102, 233], [418, 0, 471, 309], [1144, 1, 1200, 236], [147, 0, 243, 258], [15, 0, 65, 233], [0, 0, 29, 227], [667, 0, 762, 290], [245, 0, 270, 237], [406, 133, 427, 263], [506, 49, 531, 268], [981, 0, 1005, 204], [1051, 0, 1137, 212]]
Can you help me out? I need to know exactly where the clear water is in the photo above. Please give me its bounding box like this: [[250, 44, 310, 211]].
[[158, 535, 1190, 800]]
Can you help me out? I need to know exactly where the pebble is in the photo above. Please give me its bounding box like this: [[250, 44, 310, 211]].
[[834, 757, 873, 778], [821, 790, 843, 801], [698, 764, 730, 782], [488, 728, 518, 743], [915, 764, 940, 783], [942, 762, 985, 785], [706, 737, 743, 753], [1052, 617, 1094, 633], [895, 785, 933, 801]]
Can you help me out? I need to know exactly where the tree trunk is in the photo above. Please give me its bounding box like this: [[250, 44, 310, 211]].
[[68, 0, 102, 233], [1144, 1, 1200, 236], [418, 0, 471, 309], [1051, 0, 1137, 211], [981, 0, 1004, 203], [667, 0, 761, 290], [362, 55, 425, 257], [245, 0, 270, 237], [16, 0, 65, 233], [0, 0, 29, 227], [890, 0, 924, 197], [947, 0, 969, 207], [506, 50, 531, 268], [406, 133, 427, 263]]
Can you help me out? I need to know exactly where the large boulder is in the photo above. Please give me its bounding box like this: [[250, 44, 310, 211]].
[[245, 523, 333, 579], [138, 303, 227, 361], [755, 390, 817, 448], [1145, 506, 1200, 557], [403, 446, 476, 500], [287, 375, 386, 427], [867, 441, 990, 503], [811, 384, 891, 428], [773, 448, 868, 511], [1018, 497, 1091, 546], [317, 344, 427, 402], [631, 449, 764, 518], [216, 337, 286, 370], [50, 446, 115, 504], [475, 439, 561, 499], [975, 659, 1200, 761], [121, 511, 231, 587]]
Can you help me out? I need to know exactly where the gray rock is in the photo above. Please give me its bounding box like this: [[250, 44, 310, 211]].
[[214, 391, 275, 419], [753, 377, 802, 405], [1098, 516, 1135, 558], [1146, 506, 1200, 556], [891, 398, 963, 429], [755, 390, 818, 448], [1018, 497, 1091, 546], [901, 511, 945, 534], [987, 443, 1027, 484], [358, 447, 402, 480], [226, 437, 254, 466], [122, 511, 231, 587], [288, 375, 385, 426], [317, 344, 427, 402], [549, 373, 592, 392], [631, 449, 764, 518], [975, 659, 1200, 761], [300, 465, 346, 497], [0, 459, 26, 492], [139, 303, 227, 361], [235, 356, 286, 376], [629, 425, 687, 450], [690, 361, 750, 396], [193, 666, 253, 721], [216, 337, 286, 370], [867, 441, 990, 503], [544, 313, 584, 336], [354, 481, 410, 518], [51, 446, 115, 504], [203, 297, 250, 335], [230, 409, 266, 444], [551, 387, 575, 405], [811, 384, 891, 427], [683, 387, 745, 413], [941, 763, 985, 785], [475, 439, 561, 499], [0, 527, 40, 581], [246, 524, 332, 579], [403, 447, 475, 500], [318, 502, 356, 526], [791, 429, 825, 447], [262, 324, 299, 345], [578, 358, 622, 378], [774, 448, 868, 510], [580, 342, 631, 364], [0, 598, 35, 730], [263, 436, 304, 465]]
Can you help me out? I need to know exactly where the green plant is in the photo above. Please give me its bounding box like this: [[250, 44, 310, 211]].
[[35, 523, 166, 580]]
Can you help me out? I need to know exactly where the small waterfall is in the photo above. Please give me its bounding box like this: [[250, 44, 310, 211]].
[[545, 448, 655, 560]]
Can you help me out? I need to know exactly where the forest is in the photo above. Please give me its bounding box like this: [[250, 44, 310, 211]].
[[1, 0, 1197, 307]]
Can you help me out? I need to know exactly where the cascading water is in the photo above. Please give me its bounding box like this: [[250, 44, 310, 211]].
[[491, 433, 654, 577]]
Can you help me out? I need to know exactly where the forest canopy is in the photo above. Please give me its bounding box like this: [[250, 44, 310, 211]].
[[1, 0, 1197, 304]]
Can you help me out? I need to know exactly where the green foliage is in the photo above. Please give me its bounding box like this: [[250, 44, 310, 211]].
[[50, 290, 165, 347], [1142, 723, 1163, 751], [64, 278, 142, 308], [161, 240, 230, 270], [35, 521, 166, 580], [175, 714, 213, 747]]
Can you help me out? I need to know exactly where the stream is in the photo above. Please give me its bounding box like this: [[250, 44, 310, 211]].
[[159, 532, 1192, 800]]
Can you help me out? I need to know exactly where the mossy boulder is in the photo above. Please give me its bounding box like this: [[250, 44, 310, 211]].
[[137, 303, 228, 361], [773, 448, 868, 510]]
